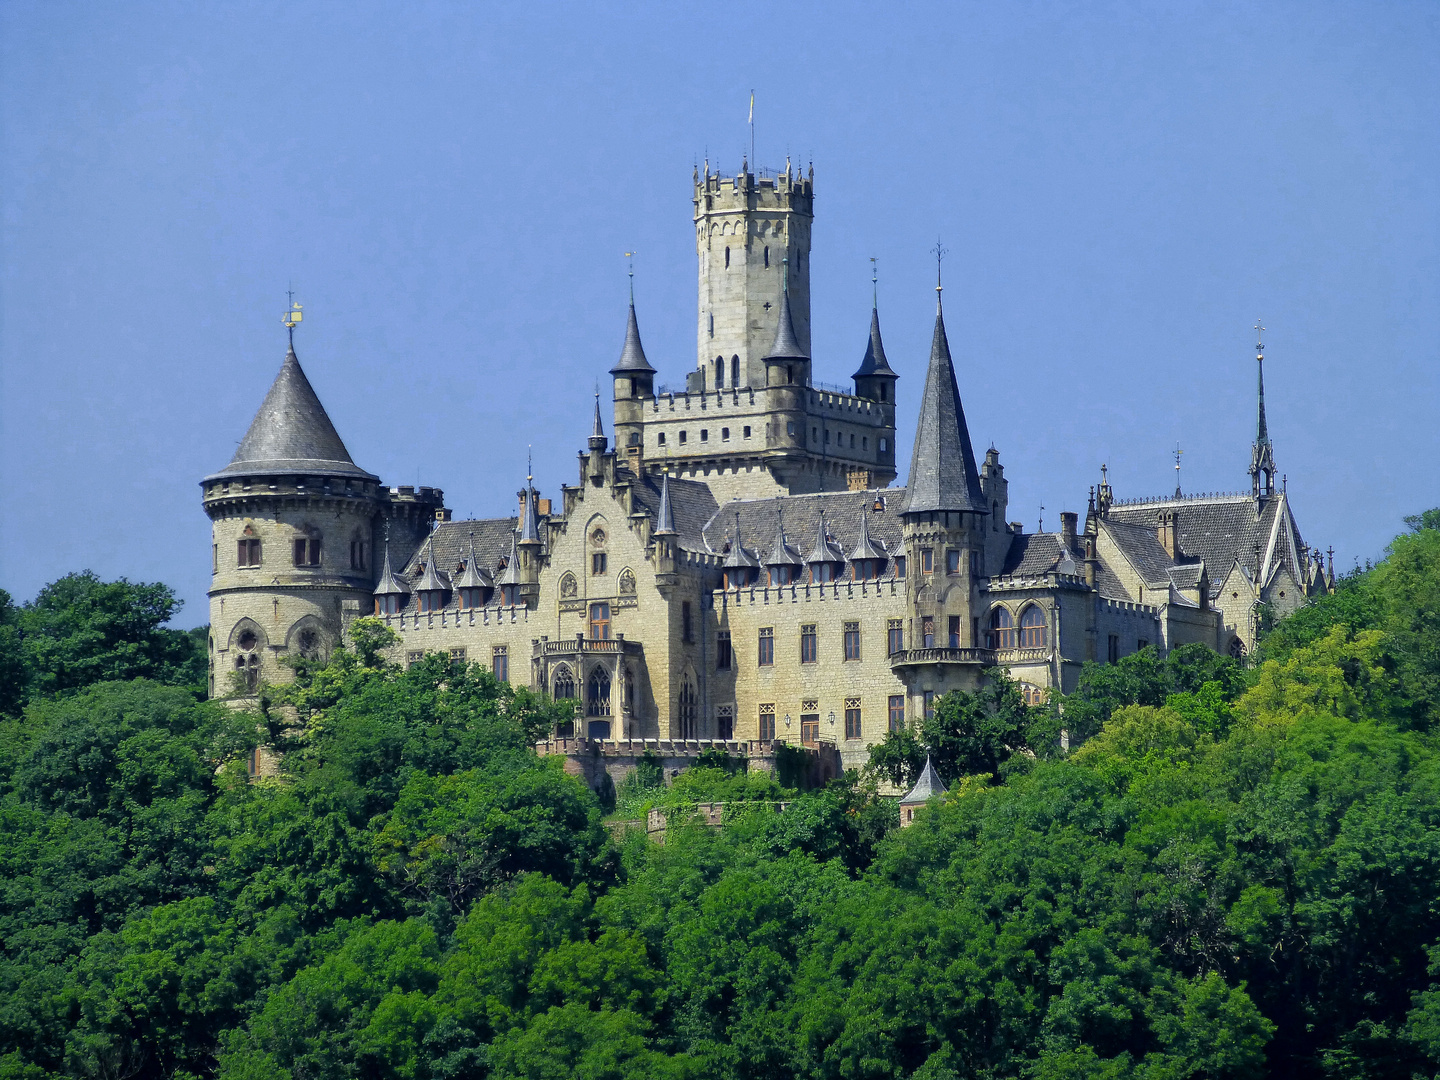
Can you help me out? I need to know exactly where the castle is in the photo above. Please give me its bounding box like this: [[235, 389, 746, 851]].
[[201, 159, 1334, 776]]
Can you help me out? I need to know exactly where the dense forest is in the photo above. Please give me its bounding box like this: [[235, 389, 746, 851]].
[[0, 511, 1438, 1079]]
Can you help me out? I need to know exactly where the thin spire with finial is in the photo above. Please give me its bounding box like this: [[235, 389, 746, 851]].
[[870, 256, 878, 307], [282, 289, 303, 349], [1173, 443, 1184, 498], [932, 239, 947, 300]]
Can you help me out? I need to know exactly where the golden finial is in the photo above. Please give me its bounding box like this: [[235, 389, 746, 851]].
[[282, 289, 303, 347]]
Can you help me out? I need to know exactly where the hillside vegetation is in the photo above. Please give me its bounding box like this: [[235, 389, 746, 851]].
[[0, 514, 1437, 1079]]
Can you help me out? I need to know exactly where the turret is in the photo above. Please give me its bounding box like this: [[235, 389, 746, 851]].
[[610, 281, 655, 460], [978, 446, 1009, 573], [200, 315, 394, 699], [892, 280, 990, 699], [516, 471, 544, 605], [851, 285, 899, 405]]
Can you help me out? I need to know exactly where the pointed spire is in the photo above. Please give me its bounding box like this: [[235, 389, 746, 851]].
[[453, 530, 494, 590], [851, 304, 896, 380], [849, 503, 889, 562], [610, 298, 656, 375], [211, 336, 375, 481], [372, 539, 411, 598], [654, 471, 676, 535], [723, 511, 760, 570], [414, 533, 450, 594], [903, 290, 987, 514], [764, 260, 808, 361], [1249, 321, 1276, 501], [900, 756, 947, 805], [806, 510, 842, 566], [497, 529, 524, 586], [589, 391, 608, 453], [519, 485, 542, 545], [766, 505, 802, 567]]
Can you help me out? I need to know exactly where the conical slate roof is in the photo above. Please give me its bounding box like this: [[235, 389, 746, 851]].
[[806, 511, 843, 565], [497, 531, 524, 586], [766, 509, 803, 567], [851, 305, 897, 380], [373, 545, 411, 597], [453, 533, 494, 590], [519, 485, 542, 545], [722, 513, 760, 569], [900, 756, 947, 805], [904, 298, 986, 515], [610, 302, 656, 375], [849, 507, 889, 562], [764, 286, 808, 361], [654, 472, 676, 535], [212, 344, 375, 480], [414, 538, 450, 593]]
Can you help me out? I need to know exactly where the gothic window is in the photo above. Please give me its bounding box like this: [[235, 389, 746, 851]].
[[800, 704, 819, 746], [1019, 606, 1046, 648], [492, 645, 509, 682], [922, 616, 935, 649], [592, 552, 607, 575], [879, 438, 888, 453], [293, 537, 321, 567], [759, 703, 776, 742], [731, 356, 739, 386], [895, 555, 906, 579], [1229, 637, 1246, 659], [758, 626, 774, 666], [715, 356, 724, 387], [923, 691, 935, 721], [725, 246, 730, 269], [1019, 683, 1047, 707], [708, 313, 714, 337], [459, 586, 489, 610], [588, 667, 612, 717], [450, 647, 467, 667], [921, 548, 934, 574], [717, 705, 734, 741], [237, 537, 262, 567], [406, 650, 425, 669], [624, 667, 635, 712], [418, 589, 446, 613], [764, 246, 769, 268], [297, 628, 322, 661], [617, 568, 636, 595], [716, 631, 731, 670], [589, 602, 611, 640], [553, 665, 576, 699], [234, 653, 260, 693], [948, 615, 961, 648], [1108, 634, 1119, 663], [946, 549, 961, 575], [500, 584, 520, 606], [677, 681, 697, 738], [887, 619, 904, 656], [844, 698, 862, 740], [769, 564, 797, 586], [989, 607, 1016, 650], [843, 621, 861, 661]]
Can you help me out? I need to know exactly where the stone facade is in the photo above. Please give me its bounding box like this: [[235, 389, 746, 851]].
[[202, 159, 1334, 787]]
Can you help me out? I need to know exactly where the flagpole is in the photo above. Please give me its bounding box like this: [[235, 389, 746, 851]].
[[749, 90, 754, 172]]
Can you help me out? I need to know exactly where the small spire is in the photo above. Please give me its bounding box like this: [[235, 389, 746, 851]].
[[589, 390, 607, 451], [610, 280, 655, 375], [1250, 321, 1276, 501], [900, 756, 947, 805], [519, 465, 542, 546], [654, 471, 676, 535], [806, 510, 841, 566], [849, 502, 888, 562], [767, 503, 802, 567], [1173, 443, 1184, 499], [763, 258, 807, 362]]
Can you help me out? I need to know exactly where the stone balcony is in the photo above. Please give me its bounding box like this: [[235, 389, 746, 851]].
[[889, 646, 997, 672]]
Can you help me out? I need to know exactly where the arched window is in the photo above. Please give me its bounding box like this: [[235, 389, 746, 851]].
[[1019, 606, 1047, 648], [725, 246, 730, 269], [715, 356, 724, 388], [553, 666, 576, 699], [677, 681, 697, 739], [764, 246, 769, 268], [988, 607, 1015, 650], [731, 355, 739, 387], [587, 667, 611, 717]]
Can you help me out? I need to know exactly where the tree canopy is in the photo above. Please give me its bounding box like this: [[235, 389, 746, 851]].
[[1, 510, 1438, 1079]]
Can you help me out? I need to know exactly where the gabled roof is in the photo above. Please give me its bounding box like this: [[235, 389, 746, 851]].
[[903, 298, 986, 515], [851, 305, 897, 380], [900, 757, 947, 805], [610, 302, 656, 375], [211, 344, 376, 480]]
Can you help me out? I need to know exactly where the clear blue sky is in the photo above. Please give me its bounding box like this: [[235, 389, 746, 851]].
[[2, 1, 1436, 626]]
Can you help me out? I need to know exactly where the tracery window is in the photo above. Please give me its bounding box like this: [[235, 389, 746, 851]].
[[553, 665, 576, 699], [677, 681, 697, 739], [1019, 606, 1047, 648], [988, 607, 1016, 650], [587, 667, 612, 718]]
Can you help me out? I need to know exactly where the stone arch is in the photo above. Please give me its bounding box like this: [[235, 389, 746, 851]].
[[559, 571, 578, 598], [285, 614, 330, 662], [227, 618, 268, 653], [987, 605, 1016, 650], [552, 663, 576, 699], [617, 567, 636, 595], [228, 618, 266, 695]]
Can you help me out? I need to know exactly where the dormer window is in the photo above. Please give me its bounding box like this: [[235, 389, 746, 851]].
[[293, 537, 321, 567], [500, 584, 521, 606], [769, 564, 798, 586], [418, 589, 446, 614], [375, 594, 402, 616], [459, 587, 489, 610]]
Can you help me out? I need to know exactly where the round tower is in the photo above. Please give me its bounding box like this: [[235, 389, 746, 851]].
[[200, 325, 385, 699]]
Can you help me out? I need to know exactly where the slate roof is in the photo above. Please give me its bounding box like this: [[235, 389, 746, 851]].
[[625, 468, 719, 550], [995, 531, 1134, 602], [373, 547, 410, 596], [903, 299, 987, 515], [1105, 494, 1305, 589], [212, 344, 375, 480], [399, 517, 523, 581], [703, 489, 905, 576], [1100, 518, 1184, 587], [763, 287, 808, 361], [610, 301, 656, 375], [901, 757, 947, 805], [452, 533, 495, 590], [851, 305, 897, 380]]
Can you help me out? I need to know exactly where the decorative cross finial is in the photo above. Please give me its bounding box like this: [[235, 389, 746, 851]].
[[931, 239, 948, 293], [625, 251, 636, 301], [1254, 319, 1265, 352], [1039, 505, 1045, 533], [527, 445, 533, 486], [870, 256, 878, 306], [1174, 443, 1184, 497], [282, 289, 302, 346]]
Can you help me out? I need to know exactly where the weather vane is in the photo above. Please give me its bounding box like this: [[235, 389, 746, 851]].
[[624, 251, 636, 299], [931, 239, 948, 292], [1174, 443, 1184, 496], [1254, 319, 1265, 353], [282, 289, 303, 347]]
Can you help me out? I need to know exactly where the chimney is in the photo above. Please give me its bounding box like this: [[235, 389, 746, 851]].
[[1157, 510, 1179, 559], [1060, 512, 1078, 554]]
